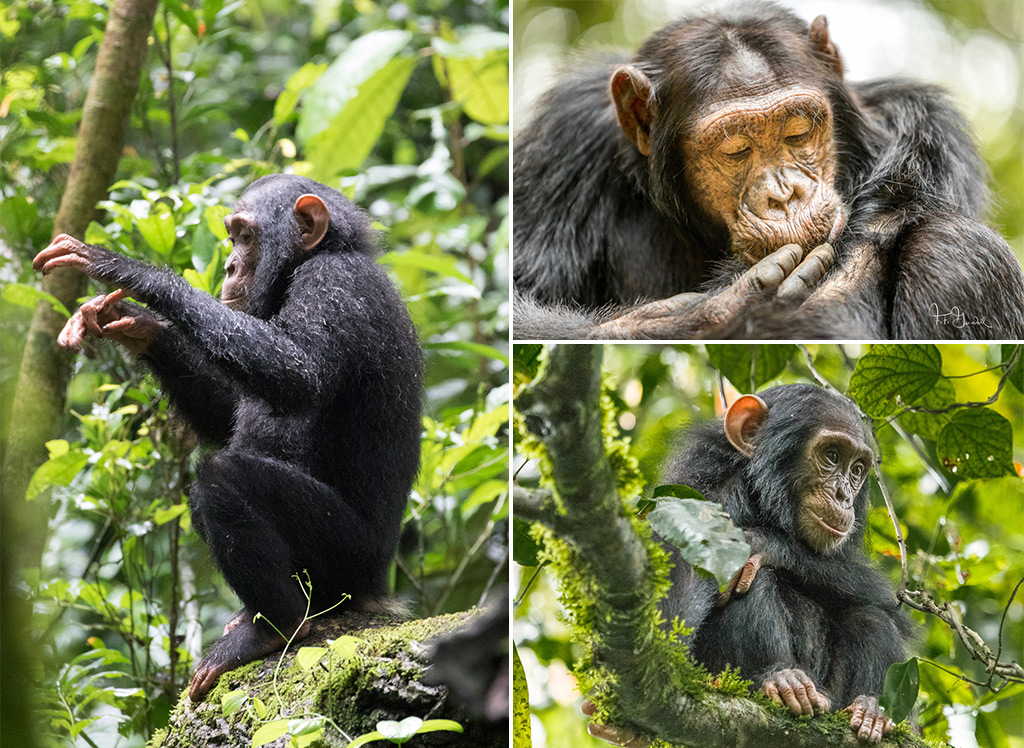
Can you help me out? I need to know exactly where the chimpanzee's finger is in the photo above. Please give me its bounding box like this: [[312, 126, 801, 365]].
[[743, 244, 803, 292], [32, 234, 85, 271], [776, 243, 835, 303], [58, 314, 86, 352]]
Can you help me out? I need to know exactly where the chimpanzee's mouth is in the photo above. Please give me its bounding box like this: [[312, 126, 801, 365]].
[[811, 511, 849, 538]]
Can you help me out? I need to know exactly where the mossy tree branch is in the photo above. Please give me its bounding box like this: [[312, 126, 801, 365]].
[[516, 344, 936, 748]]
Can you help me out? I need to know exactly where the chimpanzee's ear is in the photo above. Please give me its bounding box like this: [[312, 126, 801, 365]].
[[724, 394, 769, 457], [610, 65, 655, 156], [809, 15, 844, 80], [293, 194, 330, 251]]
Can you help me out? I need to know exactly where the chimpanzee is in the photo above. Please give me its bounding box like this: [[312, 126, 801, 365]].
[[34, 175, 423, 701], [512, 4, 1024, 340], [656, 384, 913, 744]]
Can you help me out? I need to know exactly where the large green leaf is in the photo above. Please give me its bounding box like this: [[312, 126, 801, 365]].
[[296, 29, 411, 143], [297, 30, 416, 178], [879, 657, 919, 723], [848, 344, 942, 418], [647, 494, 750, 589], [936, 408, 1014, 478], [706, 344, 794, 391]]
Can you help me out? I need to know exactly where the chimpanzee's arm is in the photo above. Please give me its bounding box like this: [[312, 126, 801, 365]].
[[892, 217, 1024, 340], [140, 328, 238, 445], [35, 236, 351, 408], [57, 291, 238, 443], [514, 243, 835, 340]]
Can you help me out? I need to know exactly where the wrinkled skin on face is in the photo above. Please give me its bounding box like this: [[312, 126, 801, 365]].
[[685, 86, 845, 264], [221, 211, 259, 312], [794, 425, 872, 552]]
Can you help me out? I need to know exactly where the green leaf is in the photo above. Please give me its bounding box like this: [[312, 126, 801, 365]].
[[154, 504, 187, 525], [512, 516, 541, 567], [137, 208, 176, 258], [647, 496, 750, 590], [848, 344, 942, 418], [415, 720, 463, 735], [879, 657, 919, 723], [433, 44, 509, 125], [252, 720, 290, 746], [936, 408, 1014, 478], [898, 376, 954, 441], [163, 0, 200, 36], [346, 732, 384, 748], [297, 29, 411, 142], [377, 717, 423, 742], [273, 62, 328, 126], [975, 707, 1010, 748], [652, 484, 706, 501], [328, 635, 361, 659], [295, 646, 327, 670], [1, 282, 70, 317], [424, 340, 509, 365], [204, 205, 231, 241], [287, 717, 324, 736], [220, 690, 246, 717], [26, 452, 89, 501], [513, 645, 532, 748], [706, 344, 794, 391], [253, 697, 268, 719], [378, 250, 472, 284]]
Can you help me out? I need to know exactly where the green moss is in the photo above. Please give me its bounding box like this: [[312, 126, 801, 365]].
[[149, 611, 477, 748]]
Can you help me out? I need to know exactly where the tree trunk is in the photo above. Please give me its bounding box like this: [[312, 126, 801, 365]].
[[1, 0, 159, 563], [0, 3, 158, 747]]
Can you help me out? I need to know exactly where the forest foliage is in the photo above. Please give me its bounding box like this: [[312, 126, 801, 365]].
[[0, 1, 509, 746], [513, 344, 1024, 748]]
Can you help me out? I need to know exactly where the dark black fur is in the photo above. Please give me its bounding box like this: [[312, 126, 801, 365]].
[[513, 3, 1024, 340], [89, 175, 422, 630], [658, 385, 913, 708]]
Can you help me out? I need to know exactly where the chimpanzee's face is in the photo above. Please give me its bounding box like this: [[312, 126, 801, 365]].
[[222, 212, 258, 312], [684, 85, 845, 264]]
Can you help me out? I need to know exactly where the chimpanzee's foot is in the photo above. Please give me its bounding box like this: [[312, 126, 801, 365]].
[[222, 608, 254, 636], [189, 618, 310, 701]]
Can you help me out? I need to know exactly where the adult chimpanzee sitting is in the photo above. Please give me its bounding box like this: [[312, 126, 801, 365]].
[[512, 4, 1024, 340], [656, 385, 913, 744], [34, 175, 422, 700]]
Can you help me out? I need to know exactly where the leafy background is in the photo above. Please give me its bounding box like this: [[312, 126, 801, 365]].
[[0, 0, 509, 745], [512, 0, 1024, 264], [513, 344, 1024, 748]]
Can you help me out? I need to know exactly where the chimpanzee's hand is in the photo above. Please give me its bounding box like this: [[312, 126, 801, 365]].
[[716, 552, 761, 605], [591, 243, 834, 339], [761, 668, 830, 716], [581, 701, 649, 748], [33, 234, 108, 276], [844, 694, 893, 744], [59, 290, 166, 355], [733, 243, 836, 306]]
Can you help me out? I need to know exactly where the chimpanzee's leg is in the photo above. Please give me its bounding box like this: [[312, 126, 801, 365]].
[[187, 450, 384, 700]]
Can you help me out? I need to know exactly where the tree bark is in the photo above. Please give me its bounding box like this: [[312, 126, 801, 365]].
[[516, 344, 937, 748]]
